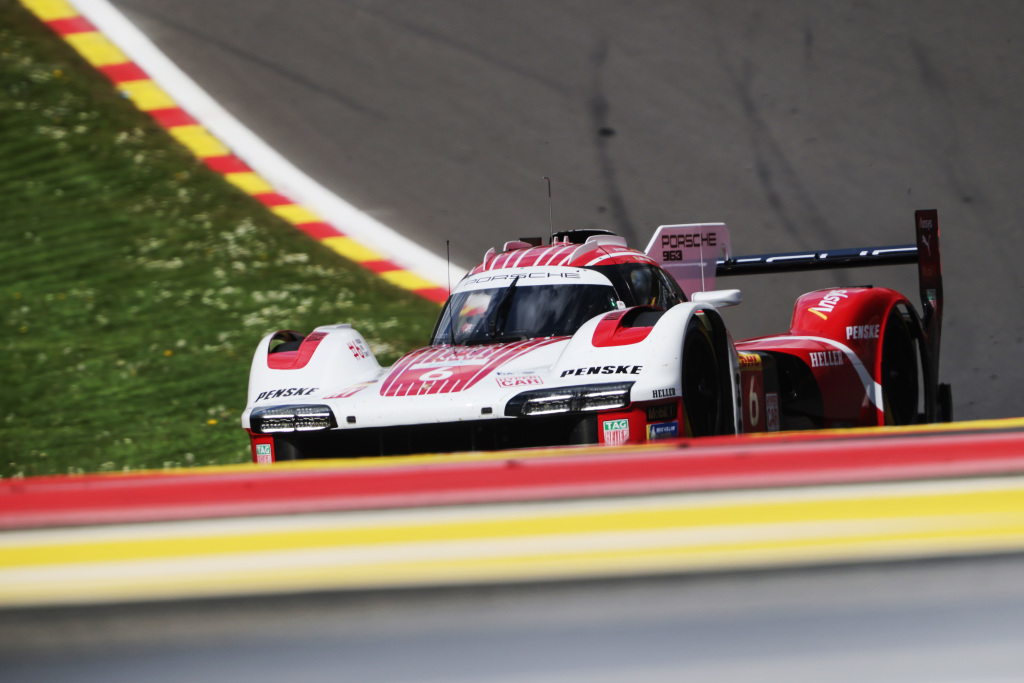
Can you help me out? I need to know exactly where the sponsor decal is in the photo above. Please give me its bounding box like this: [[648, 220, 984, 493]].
[[919, 216, 934, 255], [466, 272, 581, 286], [647, 421, 679, 441], [646, 403, 677, 422], [496, 373, 543, 387], [809, 350, 845, 368], [808, 289, 849, 321], [846, 324, 880, 341], [660, 232, 718, 261], [738, 352, 762, 369], [652, 388, 676, 399], [603, 418, 630, 446], [662, 232, 718, 249], [255, 443, 273, 464], [766, 392, 781, 432], [255, 387, 318, 402], [560, 365, 642, 377], [347, 338, 370, 360]]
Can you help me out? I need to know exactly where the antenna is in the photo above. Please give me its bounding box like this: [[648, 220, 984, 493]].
[[543, 176, 553, 242], [446, 239, 452, 298], [446, 240, 457, 349], [699, 240, 706, 293]]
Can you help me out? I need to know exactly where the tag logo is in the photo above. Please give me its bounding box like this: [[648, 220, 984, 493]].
[[255, 443, 272, 464], [603, 419, 630, 446]]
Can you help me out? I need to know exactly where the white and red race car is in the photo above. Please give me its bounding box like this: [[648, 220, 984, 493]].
[[242, 210, 950, 462]]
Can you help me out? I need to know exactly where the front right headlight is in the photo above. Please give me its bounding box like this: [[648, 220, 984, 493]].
[[505, 382, 634, 417]]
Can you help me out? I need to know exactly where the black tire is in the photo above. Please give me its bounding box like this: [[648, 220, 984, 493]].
[[272, 435, 304, 461], [881, 309, 919, 425], [682, 318, 722, 437]]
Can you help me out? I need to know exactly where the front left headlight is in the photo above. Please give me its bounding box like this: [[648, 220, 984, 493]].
[[505, 382, 634, 417], [250, 404, 337, 433]]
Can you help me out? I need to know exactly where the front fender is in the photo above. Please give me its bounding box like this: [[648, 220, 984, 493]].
[[554, 304, 740, 433], [243, 324, 382, 421]]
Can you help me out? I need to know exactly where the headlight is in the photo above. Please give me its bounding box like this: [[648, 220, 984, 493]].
[[505, 382, 634, 417], [250, 405, 336, 433]]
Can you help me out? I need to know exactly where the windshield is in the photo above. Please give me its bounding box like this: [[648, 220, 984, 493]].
[[432, 282, 619, 346]]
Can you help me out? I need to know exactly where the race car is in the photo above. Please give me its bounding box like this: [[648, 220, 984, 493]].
[[241, 209, 950, 462]]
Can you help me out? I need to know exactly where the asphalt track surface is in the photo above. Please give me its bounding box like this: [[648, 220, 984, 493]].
[[14, 2, 1024, 680], [106, 0, 1024, 422], [4, 554, 1024, 682]]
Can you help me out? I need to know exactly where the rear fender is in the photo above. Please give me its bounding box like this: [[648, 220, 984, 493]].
[[792, 286, 911, 370], [787, 286, 919, 425]]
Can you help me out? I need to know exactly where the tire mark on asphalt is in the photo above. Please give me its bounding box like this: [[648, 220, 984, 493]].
[[907, 40, 1021, 296], [909, 40, 980, 209], [353, 4, 570, 97], [588, 36, 638, 246], [706, 5, 838, 249], [116, 0, 386, 120]]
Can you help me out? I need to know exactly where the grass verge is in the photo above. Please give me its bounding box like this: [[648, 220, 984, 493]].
[[0, 2, 440, 477]]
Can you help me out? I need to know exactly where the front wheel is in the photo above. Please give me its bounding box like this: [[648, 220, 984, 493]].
[[682, 318, 722, 437]]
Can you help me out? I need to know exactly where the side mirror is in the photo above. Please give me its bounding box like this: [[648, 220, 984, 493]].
[[691, 289, 742, 308]]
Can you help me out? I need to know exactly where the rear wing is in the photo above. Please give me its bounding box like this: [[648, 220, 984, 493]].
[[717, 209, 945, 420]]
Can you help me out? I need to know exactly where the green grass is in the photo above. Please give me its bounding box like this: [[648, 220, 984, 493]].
[[0, 2, 440, 477]]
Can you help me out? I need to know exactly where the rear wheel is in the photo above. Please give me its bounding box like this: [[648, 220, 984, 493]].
[[881, 309, 919, 425], [682, 318, 722, 437]]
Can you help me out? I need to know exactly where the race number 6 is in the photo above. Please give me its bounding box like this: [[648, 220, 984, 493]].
[[419, 367, 454, 382]]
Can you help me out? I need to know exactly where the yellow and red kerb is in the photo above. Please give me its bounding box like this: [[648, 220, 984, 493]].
[[19, 0, 448, 305]]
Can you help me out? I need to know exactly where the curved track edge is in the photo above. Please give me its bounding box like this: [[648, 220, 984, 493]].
[[19, 0, 458, 302]]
